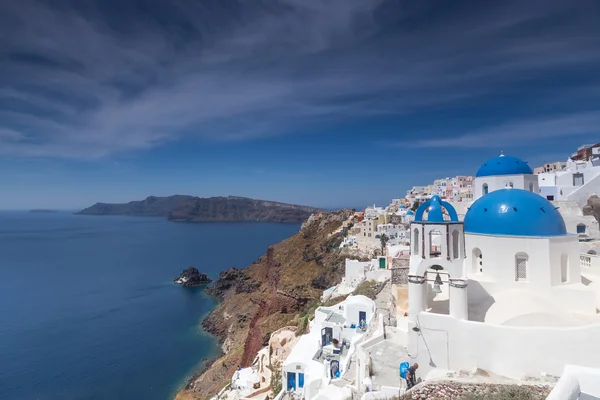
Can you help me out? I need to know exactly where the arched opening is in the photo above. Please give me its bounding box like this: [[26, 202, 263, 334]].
[[561, 254, 569, 283], [452, 229, 460, 259], [515, 252, 528, 281], [482, 183, 488, 195], [426, 265, 449, 315], [472, 248, 482, 273], [588, 250, 597, 255], [529, 182, 534, 192], [577, 224, 586, 234], [429, 230, 442, 258], [508, 182, 514, 188], [413, 228, 419, 256]]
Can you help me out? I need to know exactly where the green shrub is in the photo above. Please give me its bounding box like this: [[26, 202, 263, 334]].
[[296, 315, 309, 336], [270, 362, 282, 395]]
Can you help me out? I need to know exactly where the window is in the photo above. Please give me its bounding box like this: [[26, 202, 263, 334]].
[[547, 195, 554, 201], [508, 182, 514, 188], [472, 248, 482, 273], [515, 253, 528, 281], [452, 230, 460, 259], [561, 254, 569, 283], [413, 228, 419, 255], [529, 183, 534, 192], [482, 184, 488, 195], [573, 173, 584, 187], [577, 224, 586, 234]]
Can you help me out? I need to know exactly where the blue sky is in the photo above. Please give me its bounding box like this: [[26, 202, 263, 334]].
[[1, 0, 600, 210]]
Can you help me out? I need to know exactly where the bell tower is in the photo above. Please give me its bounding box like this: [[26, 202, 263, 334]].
[[407, 195, 468, 322]]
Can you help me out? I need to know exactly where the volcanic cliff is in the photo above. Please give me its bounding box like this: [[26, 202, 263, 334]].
[[176, 209, 354, 400], [76, 195, 322, 223]]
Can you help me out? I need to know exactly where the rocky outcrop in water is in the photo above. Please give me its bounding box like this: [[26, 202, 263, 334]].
[[174, 267, 212, 287]]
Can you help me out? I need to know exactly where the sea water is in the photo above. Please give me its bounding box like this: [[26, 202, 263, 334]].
[[0, 211, 299, 400]]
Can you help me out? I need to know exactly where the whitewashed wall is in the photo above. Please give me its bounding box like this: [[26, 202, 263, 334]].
[[473, 174, 538, 200], [547, 365, 600, 400], [409, 313, 600, 381]]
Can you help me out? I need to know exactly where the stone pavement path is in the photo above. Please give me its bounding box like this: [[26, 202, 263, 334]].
[[375, 280, 397, 327]]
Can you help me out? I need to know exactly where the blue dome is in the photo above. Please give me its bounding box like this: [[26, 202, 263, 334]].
[[476, 154, 533, 177], [414, 195, 459, 223], [406, 210, 414, 215], [399, 205, 406, 209], [464, 189, 567, 237]]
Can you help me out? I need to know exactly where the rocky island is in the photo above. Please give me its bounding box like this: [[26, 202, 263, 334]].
[[175, 209, 355, 400], [174, 267, 212, 287], [76, 195, 322, 223]]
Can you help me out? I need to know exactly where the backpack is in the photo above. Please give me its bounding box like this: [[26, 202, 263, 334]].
[[399, 362, 409, 379]]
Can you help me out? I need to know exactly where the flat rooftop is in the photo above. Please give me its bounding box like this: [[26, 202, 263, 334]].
[[363, 336, 408, 390]]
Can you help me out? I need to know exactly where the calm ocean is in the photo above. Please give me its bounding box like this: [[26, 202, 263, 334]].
[[0, 211, 299, 400]]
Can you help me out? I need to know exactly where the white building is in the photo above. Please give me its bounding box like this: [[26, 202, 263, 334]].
[[282, 295, 376, 400], [538, 154, 600, 206], [401, 189, 600, 384], [364, 205, 386, 219], [376, 223, 409, 245], [472, 152, 539, 200]]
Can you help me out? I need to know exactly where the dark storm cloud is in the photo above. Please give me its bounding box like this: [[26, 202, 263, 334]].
[[1, 0, 599, 157]]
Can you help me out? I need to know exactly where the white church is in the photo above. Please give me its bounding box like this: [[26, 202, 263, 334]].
[[402, 155, 600, 387]]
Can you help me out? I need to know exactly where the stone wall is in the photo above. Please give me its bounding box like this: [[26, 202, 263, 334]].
[[399, 381, 552, 400], [391, 265, 409, 285]]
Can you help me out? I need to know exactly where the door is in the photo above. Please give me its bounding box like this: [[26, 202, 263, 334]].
[[298, 373, 304, 388], [321, 327, 333, 346], [330, 360, 340, 378], [359, 311, 367, 325], [287, 372, 296, 391], [379, 257, 386, 269]]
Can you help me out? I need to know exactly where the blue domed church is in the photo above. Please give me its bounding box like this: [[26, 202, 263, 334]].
[[473, 153, 539, 200], [405, 155, 600, 387]]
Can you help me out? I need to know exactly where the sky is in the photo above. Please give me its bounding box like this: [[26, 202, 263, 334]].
[[1, 0, 600, 210]]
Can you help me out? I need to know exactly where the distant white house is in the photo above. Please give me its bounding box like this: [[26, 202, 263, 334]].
[[538, 154, 600, 206]]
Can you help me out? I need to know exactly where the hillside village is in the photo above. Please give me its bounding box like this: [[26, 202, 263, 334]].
[[209, 143, 600, 400]]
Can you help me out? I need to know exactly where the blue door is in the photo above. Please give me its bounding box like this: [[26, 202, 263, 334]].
[[359, 311, 366, 324], [287, 372, 296, 391], [298, 373, 304, 388], [321, 327, 333, 346]]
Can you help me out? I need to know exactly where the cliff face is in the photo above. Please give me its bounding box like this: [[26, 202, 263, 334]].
[[76, 195, 322, 223], [176, 209, 354, 400], [169, 196, 322, 223], [76, 195, 195, 217]]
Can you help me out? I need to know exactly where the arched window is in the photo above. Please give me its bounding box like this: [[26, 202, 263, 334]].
[[472, 248, 482, 273], [515, 253, 528, 281], [482, 183, 488, 195], [577, 224, 586, 234], [561, 254, 569, 283], [529, 182, 534, 192], [413, 228, 419, 255], [452, 230, 460, 259]]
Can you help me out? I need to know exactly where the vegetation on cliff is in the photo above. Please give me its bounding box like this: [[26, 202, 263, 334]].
[[77, 195, 323, 223], [176, 209, 354, 400]]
